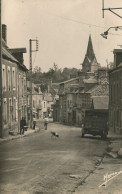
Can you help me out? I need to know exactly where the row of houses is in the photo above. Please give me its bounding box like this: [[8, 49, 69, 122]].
[[53, 35, 122, 135], [1, 24, 28, 137], [0, 25, 57, 138], [53, 35, 109, 127]]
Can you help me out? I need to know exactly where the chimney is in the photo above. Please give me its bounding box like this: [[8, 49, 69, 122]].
[[2, 24, 7, 43]]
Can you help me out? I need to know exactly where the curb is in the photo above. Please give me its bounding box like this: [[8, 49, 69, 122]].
[[0, 127, 41, 145]]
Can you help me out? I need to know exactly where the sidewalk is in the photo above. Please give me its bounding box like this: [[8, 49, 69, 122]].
[[75, 131, 122, 194], [107, 130, 122, 155], [0, 126, 43, 144]]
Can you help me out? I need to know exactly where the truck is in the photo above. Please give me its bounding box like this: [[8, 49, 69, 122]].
[[81, 110, 108, 140]]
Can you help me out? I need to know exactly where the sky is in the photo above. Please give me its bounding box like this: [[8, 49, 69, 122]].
[[2, 0, 122, 72]]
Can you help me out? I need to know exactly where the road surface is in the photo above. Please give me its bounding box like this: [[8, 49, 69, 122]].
[[0, 122, 108, 194]]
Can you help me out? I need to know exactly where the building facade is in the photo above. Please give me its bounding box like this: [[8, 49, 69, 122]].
[[53, 34, 109, 127], [1, 24, 27, 137], [109, 49, 122, 134]]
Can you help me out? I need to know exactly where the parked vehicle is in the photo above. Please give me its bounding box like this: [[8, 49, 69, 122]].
[[81, 110, 108, 140]]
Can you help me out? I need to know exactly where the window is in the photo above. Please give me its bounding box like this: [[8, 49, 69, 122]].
[[33, 100, 35, 108], [19, 74, 23, 96], [67, 100, 69, 108], [13, 98, 16, 121], [12, 67, 16, 90], [9, 99, 12, 124], [24, 77, 26, 93], [8, 66, 11, 91], [22, 78, 23, 97], [3, 98, 7, 124], [2, 65, 6, 91]]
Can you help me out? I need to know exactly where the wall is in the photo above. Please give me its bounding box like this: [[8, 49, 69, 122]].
[[2, 58, 18, 136], [109, 67, 122, 134]]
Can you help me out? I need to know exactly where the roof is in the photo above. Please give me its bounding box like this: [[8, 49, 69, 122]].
[[82, 35, 97, 66], [113, 49, 122, 53], [9, 48, 27, 53], [92, 96, 109, 110], [2, 39, 28, 71], [83, 78, 97, 84], [118, 62, 122, 67], [86, 79, 109, 96], [2, 46, 18, 63], [59, 77, 79, 84], [44, 93, 53, 102]]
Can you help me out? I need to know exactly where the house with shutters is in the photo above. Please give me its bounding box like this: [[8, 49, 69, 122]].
[[0, 24, 27, 137]]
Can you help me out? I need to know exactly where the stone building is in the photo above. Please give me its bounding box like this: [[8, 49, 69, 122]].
[[53, 35, 109, 127], [109, 49, 122, 134], [27, 82, 43, 125], [0, 24, 27, 137]]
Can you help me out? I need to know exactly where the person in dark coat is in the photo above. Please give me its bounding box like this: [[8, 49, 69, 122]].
[[44, 116, 48, 130], [33, 117, 36, 129], [20, 117, 26, 135]]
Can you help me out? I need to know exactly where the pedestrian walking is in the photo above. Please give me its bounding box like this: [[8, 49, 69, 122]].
[[44, 116, 48, 130], [20, 117, 26, 135], [33, 116, 36, 129]]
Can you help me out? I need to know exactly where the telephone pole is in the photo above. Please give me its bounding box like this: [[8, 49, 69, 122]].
[[29, 39, 38, 128]]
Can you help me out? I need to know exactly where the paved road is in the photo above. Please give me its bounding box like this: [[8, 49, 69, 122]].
[[0, 122, 108, 194]]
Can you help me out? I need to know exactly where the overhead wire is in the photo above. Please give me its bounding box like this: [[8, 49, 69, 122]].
[[49, 13, 122, 36]]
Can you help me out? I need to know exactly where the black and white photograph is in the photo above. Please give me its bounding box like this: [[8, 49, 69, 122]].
[[0, 0, 122, 193]]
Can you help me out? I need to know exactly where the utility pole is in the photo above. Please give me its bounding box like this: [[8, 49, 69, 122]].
[[102, 0, 122, 19], [0, 0, 3, 138], [29, 39, 38, 128]]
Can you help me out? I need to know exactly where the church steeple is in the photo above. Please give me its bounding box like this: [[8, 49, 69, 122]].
[[82, 35, 98, 73], [86, 35, 95, 61]]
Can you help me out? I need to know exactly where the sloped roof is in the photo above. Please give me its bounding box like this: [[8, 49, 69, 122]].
[[2, 39, 28, 71], [86, 35, 95, 60], [92, 96, 109, 110], [9, 48, 26, 53], [83, 78, 97, 83], [44, 93, 53, 102], [86, 81, 109, 97], [59, 77, 79, 84], [2, 46, 18, 63], [50, 87, 57, 96], [82, 35, 97, 66], [118, 62, 122, 67]]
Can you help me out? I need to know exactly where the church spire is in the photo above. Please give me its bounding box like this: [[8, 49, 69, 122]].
[[81, 35, 98, 73], [86, 34, 95, 61]]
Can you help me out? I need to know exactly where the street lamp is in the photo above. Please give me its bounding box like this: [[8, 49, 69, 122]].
[[100, 26, 122, 39]]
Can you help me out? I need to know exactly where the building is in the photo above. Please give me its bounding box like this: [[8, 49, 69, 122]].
[[27, 82, 43, 125], [53, 35, 109, 127], [81, 35, 100, 73], [1, 24, 27, 137], [52, 99, 59, 122], [58, 78, 79, 123], [109, 49, 122, 134], [9, 48, 27, 132]]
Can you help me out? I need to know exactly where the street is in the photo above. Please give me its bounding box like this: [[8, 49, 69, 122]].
[[0, 122, 108, 194]]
